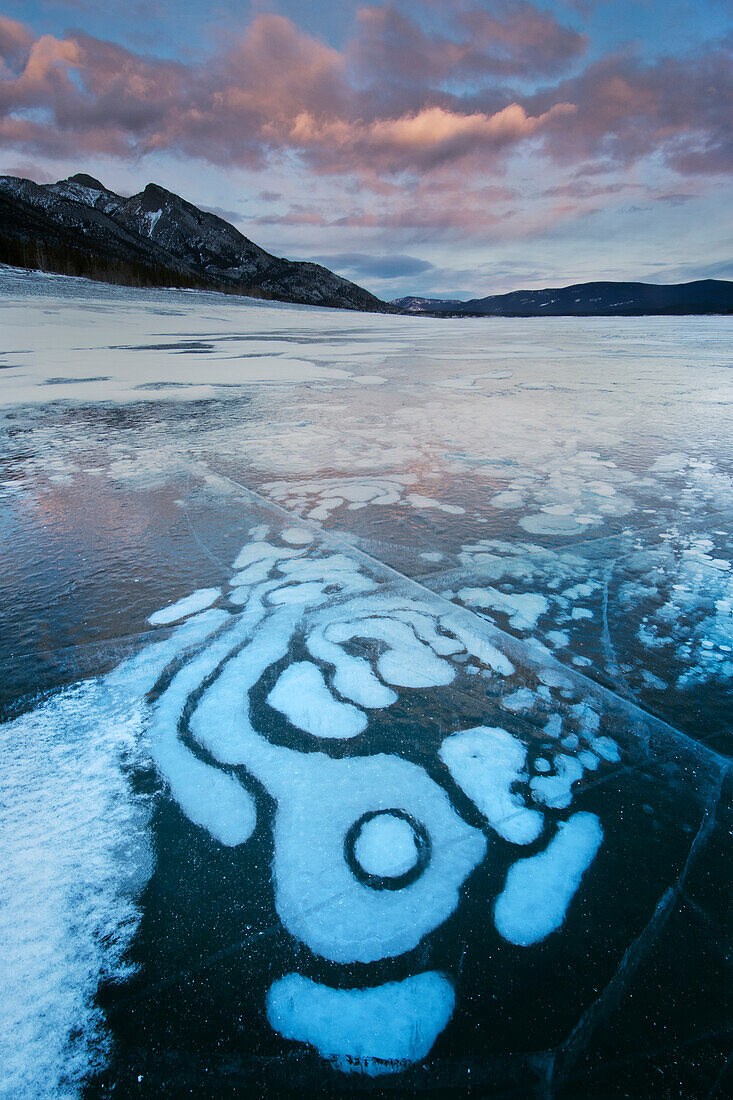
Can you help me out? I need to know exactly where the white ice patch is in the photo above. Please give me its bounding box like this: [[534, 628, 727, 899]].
[[591, 735, 620, 762], [502, 688, 536, 713], [494, 813, 603, 945], [491, 490, 525, 509], [306, 627, 398, 708], [147, 586, 220, 624], [457, 586, 549, 631], [325, 617, 456, 689], [281, 527, 314, 545], [353, 813, 421, 878], [233, 540, 304, 570], [530, 755, 584, 809], [264, 750, 486, 963], [264, 476, 412, 521], [146, 611, 259, 846], [406, 493, 465, 515], [267, 972, 455, 1075], [439, 727, 543, 845], [230, 560, 273, 587], [519, 513, 590, 536], [268, 662, 367, 739]]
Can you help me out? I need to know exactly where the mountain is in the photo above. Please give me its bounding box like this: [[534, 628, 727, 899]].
[[393, 280, 733, 316], [392, 295, 466, 313], [0, 173, 392, 313]]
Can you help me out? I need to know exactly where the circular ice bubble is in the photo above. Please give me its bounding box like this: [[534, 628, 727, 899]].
[[519, 513, 588, 536], [346, 810, 430, 891], [355, 814, 418, 876]]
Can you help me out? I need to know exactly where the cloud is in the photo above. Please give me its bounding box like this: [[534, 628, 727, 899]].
[[0, 9, 577, 175], [351, 2, 587, 85], [527, 49, 733, 175], [0, 4, 730, 196], [285, 102, 576, 172], [311, 252, 434, 278], [0, 16, 33, 66]]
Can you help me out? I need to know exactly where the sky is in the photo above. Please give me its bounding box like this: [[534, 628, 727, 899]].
[[0, 0, 731, 300]]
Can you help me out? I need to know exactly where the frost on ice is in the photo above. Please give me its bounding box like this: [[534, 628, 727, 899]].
[[147, 586, 220, 624]]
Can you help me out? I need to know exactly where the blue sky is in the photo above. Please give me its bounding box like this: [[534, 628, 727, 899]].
[[1, 1, 731, 299]]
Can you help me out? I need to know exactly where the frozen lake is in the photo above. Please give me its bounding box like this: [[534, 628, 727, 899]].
[[1, 268, 731, 1097]]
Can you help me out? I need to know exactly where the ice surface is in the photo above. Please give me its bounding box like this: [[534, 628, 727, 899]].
[[267, 972, 455, 1074], [494, 813, 603, 945], [1, 270, 731, 1095]]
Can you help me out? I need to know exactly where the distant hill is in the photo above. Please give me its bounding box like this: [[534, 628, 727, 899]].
[[0, 173, 393, 313], [393, 280, 733, 316], [392, 295, 466, 313]]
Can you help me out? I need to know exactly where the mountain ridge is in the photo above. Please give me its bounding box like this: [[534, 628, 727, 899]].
[[0, 173, 393, 313], [392, 279, 733, 316]]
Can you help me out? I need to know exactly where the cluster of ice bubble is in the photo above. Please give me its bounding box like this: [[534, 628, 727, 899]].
[[486, 450, 636, 537], [483, 449, 733, 542], [141, 525, 615, 1075], [451, 538, 602, 646], [618, 530, 733, 689], [261, 474, 464, 521]]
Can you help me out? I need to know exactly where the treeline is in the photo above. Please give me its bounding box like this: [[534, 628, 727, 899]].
[[0, 232, 268, 298]]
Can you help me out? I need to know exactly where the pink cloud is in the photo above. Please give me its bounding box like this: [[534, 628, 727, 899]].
[[0, 16, 33, 65], [286, 101, 576, 172], [0, 6, 729, 190], [351, 2, 587, 85], [0, 13, 576, 174], [528, 50, 733, 174]]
